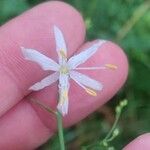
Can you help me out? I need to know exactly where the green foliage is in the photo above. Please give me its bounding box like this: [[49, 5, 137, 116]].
[[0, 0, 149, 149], [82, 100, 128, 150]]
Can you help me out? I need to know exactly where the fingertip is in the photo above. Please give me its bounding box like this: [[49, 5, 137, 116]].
[[123, 133, 150, 150], [105, 40, 129, 83]]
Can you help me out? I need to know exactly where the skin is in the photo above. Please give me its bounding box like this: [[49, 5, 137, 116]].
[[123, 133, 150, 150], [0, 1, 149, 150]]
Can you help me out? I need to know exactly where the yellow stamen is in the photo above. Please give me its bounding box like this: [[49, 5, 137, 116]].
[[59, 49, 66, 58], [59, 96, 65, 105], [105, 64, 117, 70], [85, 88, 97, 96], [60, 66, 69, 74], [63, 90, 68, 99], [59, 90, 68, 105], [59, 98, 65, 105]]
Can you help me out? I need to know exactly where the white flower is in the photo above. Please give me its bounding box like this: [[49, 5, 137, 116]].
[[21, 26, 117, 116]]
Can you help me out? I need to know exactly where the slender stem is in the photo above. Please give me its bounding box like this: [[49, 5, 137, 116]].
[[30, 98, 66, 150], [56, 111, 65, 150], [116, 1, 150, 41], [103, 110, 121, 141], [82, 142, 100, 150], [103, 100, 128, 141]]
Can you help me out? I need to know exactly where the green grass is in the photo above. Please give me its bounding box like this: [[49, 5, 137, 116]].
[[0, 0, 149, 149]]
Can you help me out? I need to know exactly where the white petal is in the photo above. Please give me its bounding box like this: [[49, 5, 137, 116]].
[[57, 74, 70, 116], [59, 74, 70, 88], [57, 97, 69, 116], [70, 71, 103, 91], [29, 72, 59, 91], [54, 26, 67, 63], [68, 40, 106, 69], [21, 47, 59, 71]]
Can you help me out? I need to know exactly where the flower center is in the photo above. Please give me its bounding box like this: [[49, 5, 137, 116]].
[[60, 65, 69, 74]]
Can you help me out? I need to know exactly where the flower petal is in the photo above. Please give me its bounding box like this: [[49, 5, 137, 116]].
[[57, 96, 69, 116], [21, 47, 59, 71], [29, 72, 59, 91], [57, 74, 70, 116], [70, 71, 103, 91], [54, 26, 67, 63], [68, 40, 106, 69]]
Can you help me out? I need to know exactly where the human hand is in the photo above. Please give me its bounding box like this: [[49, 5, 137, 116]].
[[0, 1, 148, 150]]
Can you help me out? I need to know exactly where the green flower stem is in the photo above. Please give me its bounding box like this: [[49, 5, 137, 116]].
[[81, 142, 100, 150], [103, 110, 121, 142], [56, 111, 66, 150], [103, 100, 128, 143], [30, 98, 66, 150], [116, 1, 150, 41]]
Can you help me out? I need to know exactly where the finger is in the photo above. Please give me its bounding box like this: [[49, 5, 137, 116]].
[[123, 133, 150, 150], [0, 100, 50, 150], [0, 41, 128, 149], [0, 1, 85, 116]]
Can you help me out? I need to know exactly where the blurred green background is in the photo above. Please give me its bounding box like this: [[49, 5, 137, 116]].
[[0, 0, 149, 149]]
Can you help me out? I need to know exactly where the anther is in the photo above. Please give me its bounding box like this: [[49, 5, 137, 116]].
[[59, 90, 68, 105], [105, 64, 117, 70], [85, 88, 97, 96], [59, 49, 67, 58]]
